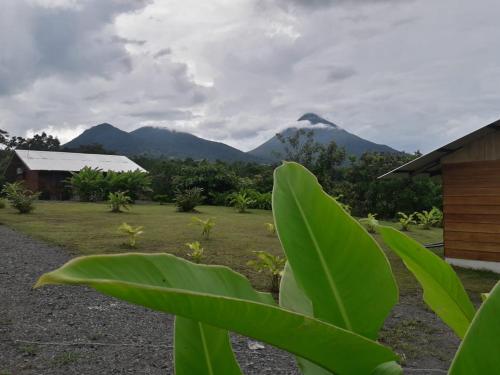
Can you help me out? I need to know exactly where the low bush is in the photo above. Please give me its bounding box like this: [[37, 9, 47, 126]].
[[108, 191, 131, 213], [247, 251, 286, 293], [229, 191, 255, 213], [185, 241, 204, 263], [2, 181, 40, 214], [175, 187, 204, 212], [0, 198, 5, 209], [191, 217, 215, 239], [359, 213, 378, 233], [118, 222, 144, 247], [153, 194, 170, 205], [397, 212, 416, 231]]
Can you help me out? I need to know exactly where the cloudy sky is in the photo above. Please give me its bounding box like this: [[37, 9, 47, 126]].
[[1, 0, 499, 152]]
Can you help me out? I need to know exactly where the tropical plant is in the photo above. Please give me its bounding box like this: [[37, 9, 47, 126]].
[[333, 194, 351, 214], [247, 251, 286, 293], [416, 209, 438, 229], [229, 191, 255, 213], [105, 170, 152, 201], [108, 191, 131, 213], [35, 162, 498, 374], [1, 181, 40, 214], [397, 212, 416, 231], [191, 217, 215, 239], [264, 222, 276, 236], [359, 213, 378, 233], [175, 187, 204, 212], [67, 166, 106, 201], [118, 223, 144, 248], [430, 206, 443, 227], [185, 241, 204, 263]]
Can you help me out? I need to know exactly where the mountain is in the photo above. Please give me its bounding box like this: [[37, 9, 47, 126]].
[[248, 113, 398, 160], [64, 123, 263, 162]]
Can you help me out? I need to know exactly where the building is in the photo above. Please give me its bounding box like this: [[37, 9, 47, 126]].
[[5, 150, 146, 200], [380, 119, 500, 273]]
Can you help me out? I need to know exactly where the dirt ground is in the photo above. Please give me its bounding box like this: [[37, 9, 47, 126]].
[[1, 225, 465, 374]]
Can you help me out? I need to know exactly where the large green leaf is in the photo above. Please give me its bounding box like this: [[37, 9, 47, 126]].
[[280, 263, 403, 375], [36, 253, 398, 374], [273, 162, 398, 339], [449, 281, 500, 374], [378, 226, 475, 338], [174, 317, 241, 375]]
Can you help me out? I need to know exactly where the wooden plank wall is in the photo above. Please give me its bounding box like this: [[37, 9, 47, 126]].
[[443, 161, 500, 261]]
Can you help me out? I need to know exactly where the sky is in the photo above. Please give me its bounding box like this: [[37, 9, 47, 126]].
[[1, 0, 500, 153]]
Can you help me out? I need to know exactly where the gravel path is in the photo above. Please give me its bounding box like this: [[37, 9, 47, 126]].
[[0, 225, 297, 374], [0, 225, 460, 374]]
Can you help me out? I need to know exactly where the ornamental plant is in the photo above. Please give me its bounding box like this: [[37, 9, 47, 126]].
[[359, 213, 379, 233], [191, 217, 215, 239], [185, 241, 204, 263], [416, 209, 438, 229], [264, 222, 276, 236], [175, 187, 204, 212], [1, 181, 40, 214], [397, 212, 416, 231], [247, 251, 286, 293], [108, 191, 132, 213], [118, 223, 144, 248], [229, 191, 255, 213], [36, 162, 500, 375]]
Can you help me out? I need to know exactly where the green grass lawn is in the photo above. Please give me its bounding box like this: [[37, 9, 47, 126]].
[[0, 201, 497, 298]]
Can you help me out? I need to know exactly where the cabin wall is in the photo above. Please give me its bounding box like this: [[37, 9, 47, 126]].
[[443, 160, 500, 262]]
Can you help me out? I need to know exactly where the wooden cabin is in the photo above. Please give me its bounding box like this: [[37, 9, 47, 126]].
[[380, 119, 500, 273], [5, 150, 146, 200]]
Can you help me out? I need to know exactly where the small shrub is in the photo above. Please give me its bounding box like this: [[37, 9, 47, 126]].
[[333, 194, 351, 214], [264, 222, 276, 236], [67, 166, 105, 202], [397, 212, 416, 231], [247, 251, 286, 293], [153, 194, 170, 205], [229, 191, 255, 213], [0, 198, 5, 209], [118, 222, 144, 247], [175, 188, 204, 212], [191, 217, 215, 239], [416, 209, 438, 230], [359, 213, 378, 233], [1, 182, 40, 214], [430, 206, 443, 227], [186, 241, 204, 263], [108, 191, 131, 213]]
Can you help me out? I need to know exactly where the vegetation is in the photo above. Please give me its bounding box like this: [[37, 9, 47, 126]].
[[67, 167, 106, 202], [416, 209, 438, 229], [191, 217, 215, 239], [247, 251, 286, 292], [1, 181, 40, 214], [229, 191, 255, 213], [264, 222, 276, 236], [397, 212, 416, 231], [35, 162, 498, 374], [185, 241, 204, 263], [175, 187, 204, 212], [0, 198, 5, 209], [153, 194, 170, 205], [108, 191, 131, 213], [118, 223, 144, 248], [359, 213, 379, 233], [430, 206, 443, 227]]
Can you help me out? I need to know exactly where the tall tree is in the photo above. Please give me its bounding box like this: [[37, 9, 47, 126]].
[[8, 132, 60, 151]]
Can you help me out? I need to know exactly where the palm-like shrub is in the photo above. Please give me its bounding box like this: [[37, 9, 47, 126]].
[[67, 166, 105, 201], [247, 251, 286, 293], [108, 191, 131, 213], [397, 212, 416, 231], [333, 194, 352, 214], [153, 194, 170, 205], [2, 181, 40, 214], [105, 170, 152, 201], [430, 206, 443, 227], [118, 222, 144, 247], [359, 213, 378, 233], [416, 209, 438, 229], [175, 187, 204, 212], [264, 222, 276, 236], [185, 241, 204, 263], [229, 191, 255, 213], [191, 217, 215, 239]]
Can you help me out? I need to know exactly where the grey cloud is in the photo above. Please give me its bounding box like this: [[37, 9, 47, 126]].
[[326, 66, 357, 82], [154, 48, 172, 58], [128, 110, 195, 121]]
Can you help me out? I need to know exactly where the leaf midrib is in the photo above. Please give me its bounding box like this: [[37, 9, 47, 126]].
[[198, 322, 215, 375], [286, 178, 353, 331]]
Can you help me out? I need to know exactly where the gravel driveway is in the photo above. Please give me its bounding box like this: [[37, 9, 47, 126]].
[[0, 225, 297, 374], [1, 225, 460, 374]]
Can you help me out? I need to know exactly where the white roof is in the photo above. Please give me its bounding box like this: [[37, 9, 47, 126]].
[[15, 150, 146, 173]]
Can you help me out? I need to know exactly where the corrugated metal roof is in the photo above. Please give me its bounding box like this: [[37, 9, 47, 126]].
[[15, 150, 146, 173], [379, 118, 500, 178]]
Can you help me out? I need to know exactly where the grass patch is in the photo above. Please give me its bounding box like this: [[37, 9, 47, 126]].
[[0, 201, 497, 296]]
